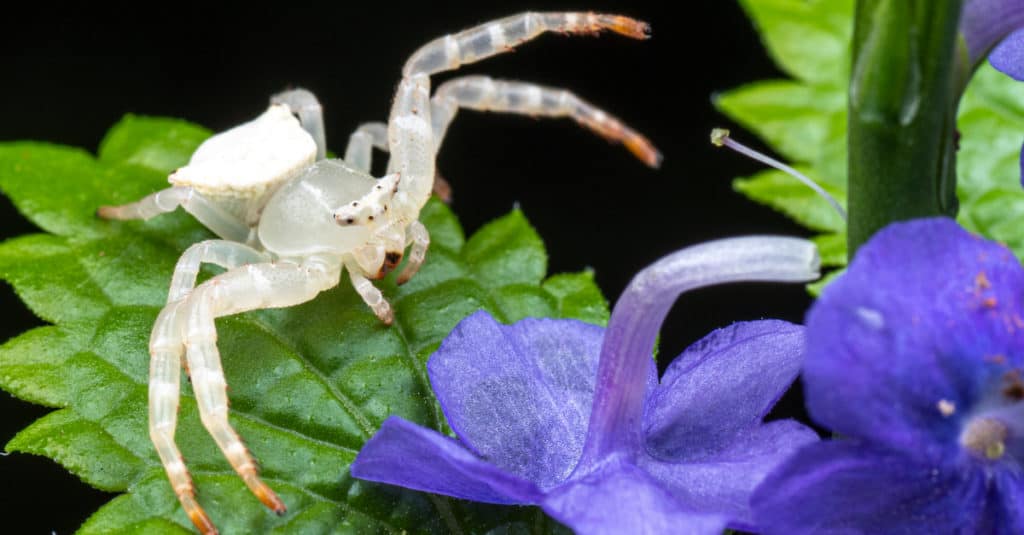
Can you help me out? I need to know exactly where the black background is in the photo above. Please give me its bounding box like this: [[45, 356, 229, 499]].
[[0, 2, 816, 532]]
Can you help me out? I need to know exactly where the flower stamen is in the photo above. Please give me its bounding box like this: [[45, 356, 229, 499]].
[[960, 417, 1009, 460], [711, 128, 847, 221], [937, 399, 956, 417]]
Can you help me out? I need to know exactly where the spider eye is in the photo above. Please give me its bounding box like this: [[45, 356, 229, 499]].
[[345, 217, 354, 224]]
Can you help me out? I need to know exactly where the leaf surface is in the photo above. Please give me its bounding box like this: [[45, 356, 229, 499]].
[[958, 64, 1024, 258]]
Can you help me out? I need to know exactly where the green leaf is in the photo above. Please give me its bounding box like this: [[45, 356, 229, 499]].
[[957, 65, 1024, 262], [0, 116, 609, 533], [733, 168, 846, 233], [724, 0, 1024, 267], [810, 233, 847, 268], [716, 81, 846, 165], [542, 270, 609, 326], [957, 64, 1024, 204], [737, 0, 854, 85], [98, 114, 212, 174]]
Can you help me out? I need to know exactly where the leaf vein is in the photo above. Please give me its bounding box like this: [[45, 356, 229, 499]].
[[243, 315, 377, 440]]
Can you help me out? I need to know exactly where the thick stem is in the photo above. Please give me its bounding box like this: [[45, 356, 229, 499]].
[[847, 0, 963, 257]]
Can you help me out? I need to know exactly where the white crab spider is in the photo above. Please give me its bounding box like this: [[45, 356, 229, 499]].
[[99, 11, 657, 534]]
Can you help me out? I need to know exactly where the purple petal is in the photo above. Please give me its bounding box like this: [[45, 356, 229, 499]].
[[644, 320, 807, 459], [543, 462, 727, 535], [962, 0, 1024, 68], [991, 469, 1024, 534], [427, 310, 604, 490], [579, 237, 820, 465], [992, 27, 1024, 80], [805, 218, 1024, 455], [350, 416, 542, 504], [752, 440, 988, 534], [641, 420, 818, 531]]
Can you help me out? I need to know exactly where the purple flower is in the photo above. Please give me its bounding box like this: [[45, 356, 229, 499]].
[[352, 237, 821, 533], [962, 0, 1024, 80], [753, 218, 1024, 534]]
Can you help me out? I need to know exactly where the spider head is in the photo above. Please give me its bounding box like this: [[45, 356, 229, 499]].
[[333, 173, 401, 226]]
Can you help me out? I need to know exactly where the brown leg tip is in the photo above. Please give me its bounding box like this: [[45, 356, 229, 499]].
[[96, 206, 114, 219], [598, 15, 651, 39], [625, 135, 663, 169], [254, 484, 288, 515], [182, 498, 218, 535]]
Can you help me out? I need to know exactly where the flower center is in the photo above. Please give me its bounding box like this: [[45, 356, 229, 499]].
[[960, 417, 1009, 460]]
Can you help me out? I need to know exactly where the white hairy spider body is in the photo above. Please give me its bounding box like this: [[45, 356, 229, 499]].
[[99, 11, 658, 535], [171, 105, 317, 196]]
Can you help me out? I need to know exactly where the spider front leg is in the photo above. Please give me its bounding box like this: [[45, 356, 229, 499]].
[[98, 186, 251, 244], [431, 75, 661, 166], [402, 12, 649, 78], [149, 301, 215, 534], [152, 258, 340, 534]]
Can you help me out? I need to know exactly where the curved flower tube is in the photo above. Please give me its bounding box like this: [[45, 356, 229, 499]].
[[753, 218, 1024, 534], [352, 236, 821, 534]]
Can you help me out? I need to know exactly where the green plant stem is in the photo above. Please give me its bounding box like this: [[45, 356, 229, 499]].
[[847, 0, 963, 257]]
